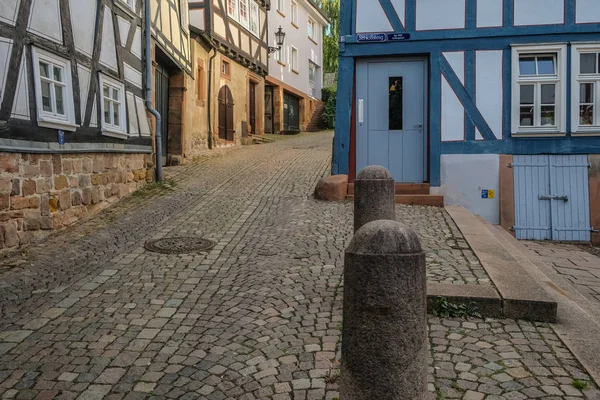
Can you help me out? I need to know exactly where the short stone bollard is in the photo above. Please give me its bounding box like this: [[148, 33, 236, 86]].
[[341, 219, 428, 400], [354, 166, 395, 232]]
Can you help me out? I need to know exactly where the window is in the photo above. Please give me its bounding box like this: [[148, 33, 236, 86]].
[[239, 0, 249, 28], [31, 47, 77, 131], [227, 0, 238, 20], [276, 45, 285, 64], [291, 47, 298, 73], [118, 0, 135, 10], [277, 0, 285, 14], [99, 74, 126, 137], [250, 1, 260, 37], [511, 44, 566, 135], [291, 1, 298, 26], [309, 62, 316, 97], [308, 18, 316, 41], [221, 59, 231, 77], [389, 77, 403, 130], [180, 0, 189, 31], [572, 44, 600, 134]]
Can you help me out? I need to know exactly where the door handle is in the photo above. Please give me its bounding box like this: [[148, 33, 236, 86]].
[[415, 124, 423, 128], [358, 99, 364, 124], [539, 194, 568, 201]]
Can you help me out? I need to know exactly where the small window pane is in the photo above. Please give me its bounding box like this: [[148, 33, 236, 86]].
[[580, 105, 594, 125], [55, 85, 64, 115], [580, 83, 594, 104], [103, 84, 110, 98], [541, 84, 555, 105], [537, 57, 555, 75], [41, 81, 52, 112], [389, 77, 402, 130], [113, 106, 119, 126], [520, 85, 534, 104], [112, 88, 119, 101], [104, 99, 111, 124], [53, 66, 62, 82], [39, 62, 49, 78], [580, 53, 597, 74], [541, 106, 555, 126], [519, 57, 536, 75], [520, 106, 534, 126]]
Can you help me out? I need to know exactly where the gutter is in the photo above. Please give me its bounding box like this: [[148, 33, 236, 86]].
[[144, 0, 163, 181], [191, 29, 218, 150]]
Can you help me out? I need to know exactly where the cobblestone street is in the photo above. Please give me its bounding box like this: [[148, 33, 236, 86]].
[[0, 132, 598, 399]]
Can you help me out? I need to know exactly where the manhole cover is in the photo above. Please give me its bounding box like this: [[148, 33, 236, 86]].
[[144, 237, 216, 254]]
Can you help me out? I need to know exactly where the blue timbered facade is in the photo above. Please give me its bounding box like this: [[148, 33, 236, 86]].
[[333, 0, 600, 242]]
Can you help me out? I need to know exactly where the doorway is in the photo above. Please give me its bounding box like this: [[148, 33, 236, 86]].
[[249, 81, 257, 135], [283, 92, 300, 132], [155, 61, 170, 166], [355, 58, 428, 183], [218, 85, 234, 141], [264, 86, 273, 134]]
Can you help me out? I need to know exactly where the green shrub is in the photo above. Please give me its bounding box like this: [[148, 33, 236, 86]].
[[321, 87, 337, 129]]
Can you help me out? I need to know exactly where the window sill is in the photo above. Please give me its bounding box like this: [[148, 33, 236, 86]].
[[292, 22, 299, 29], [277, 10, 285, 17], [511, 131, 566, 138], [309, 37, 318, 45], [102, 130, 129, 139], [221, 73, 231, 80], [38, 119, 78, 132], [292, 69, 299, 75], [277, 61, 286, 67], [572, 130, 600, 137]]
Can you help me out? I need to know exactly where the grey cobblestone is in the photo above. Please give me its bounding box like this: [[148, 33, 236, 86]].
[[0, 132, 595, 399]]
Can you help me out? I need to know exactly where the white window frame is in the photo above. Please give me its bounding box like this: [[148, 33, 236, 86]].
[[571, 43, 600, 136], [239, 0, 250, 28], [249, 1, 260, 37], [291, 1, 298, 26], [31, 47, 77, 131], [308, 17, 316, 41], [511, 44, 567, 136], [227, 0, 239, 21], [99, 74, 127, 138], [291, 46, 299, 72], [277, 0, 285, 14]]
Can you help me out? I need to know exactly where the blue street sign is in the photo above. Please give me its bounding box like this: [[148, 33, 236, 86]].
[[481, 190, 489, 199], [58, 130, 65, 145], [387, 33, 411, 41], [356, 33, 387, 43]]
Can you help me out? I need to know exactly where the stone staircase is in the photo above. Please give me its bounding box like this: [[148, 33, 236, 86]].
[[305, 102, 326, 132], [347, 182, 444, 207]]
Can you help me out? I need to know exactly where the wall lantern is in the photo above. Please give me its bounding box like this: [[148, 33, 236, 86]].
[[268, 26, 286, 54]]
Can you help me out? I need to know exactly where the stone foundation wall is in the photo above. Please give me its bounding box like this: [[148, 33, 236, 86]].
[[0, 152, 153, 250]]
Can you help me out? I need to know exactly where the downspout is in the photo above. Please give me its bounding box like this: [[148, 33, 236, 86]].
[[144, 0, 163, 181], [207, 45, 217, 149]]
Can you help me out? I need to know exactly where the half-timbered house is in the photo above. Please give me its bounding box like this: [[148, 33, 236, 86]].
[[333, 0, 600, 242], [186, 0, 270, 151], [0, 0, 155, 250]]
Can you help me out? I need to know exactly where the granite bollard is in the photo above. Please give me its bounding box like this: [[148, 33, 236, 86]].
[[341, 220, 428, 400], [354, 166, 395, 232]]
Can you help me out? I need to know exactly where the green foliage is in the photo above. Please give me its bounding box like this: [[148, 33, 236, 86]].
[[571, 379, 590, 390], [431, 297, 482, 319], [315, 0, 340, 73], [321, 87, 337, 129]]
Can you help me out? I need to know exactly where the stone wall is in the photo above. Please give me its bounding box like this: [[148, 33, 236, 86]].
[[0, 152, 153, 251]]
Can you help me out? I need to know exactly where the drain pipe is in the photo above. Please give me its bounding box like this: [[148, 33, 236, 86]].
[[144, 0, 163, 181], [207, 45, 217, 150]]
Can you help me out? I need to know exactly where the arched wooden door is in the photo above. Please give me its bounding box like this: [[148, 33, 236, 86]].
[[218, 85, 234, 141]]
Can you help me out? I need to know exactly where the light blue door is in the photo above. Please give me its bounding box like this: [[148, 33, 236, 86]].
[[513, 155, 591, 241], [356, 59, 427, 183]]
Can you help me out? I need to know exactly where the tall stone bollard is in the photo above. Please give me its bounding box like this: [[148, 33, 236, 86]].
[[354, 166, 395, 232], [341, 220, 428, 400]]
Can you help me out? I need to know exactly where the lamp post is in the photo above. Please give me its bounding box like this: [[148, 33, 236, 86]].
[[268, 26, 286, 54]]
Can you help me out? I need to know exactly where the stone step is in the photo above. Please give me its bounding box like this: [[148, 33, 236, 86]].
[[346, 194, 444, 207], [348, 182, 431, 195]]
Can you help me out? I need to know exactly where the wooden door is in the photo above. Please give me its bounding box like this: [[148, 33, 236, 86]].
[[264, 86, 273, 134], [249, 82, 257, 135], [218, 85, 234, 141], [283, 92, 299, 131]]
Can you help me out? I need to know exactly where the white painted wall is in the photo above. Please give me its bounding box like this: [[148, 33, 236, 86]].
[[476, 50, 503, 139], [476, 0, 502, 27], [11, 53, 29, 120], [441, 52, 464, 142], [576, 0, 600, 24], [0, 0, 22, 26], [356, 0, 392, 33], [416, 0, 465, 30], [514, 0, 563, 26], [69, 0, 97, 57], [0, 37, 12, 105], [28, 0, 62, 44], [432, 154, 500, 224], [100, 5, 118, 72], [268, 0, 327, 99]]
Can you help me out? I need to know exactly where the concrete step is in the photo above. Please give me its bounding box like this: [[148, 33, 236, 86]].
[[348, 182, 431, 195], [445, 205, 558, 322], [346, 194, 444, 207]]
